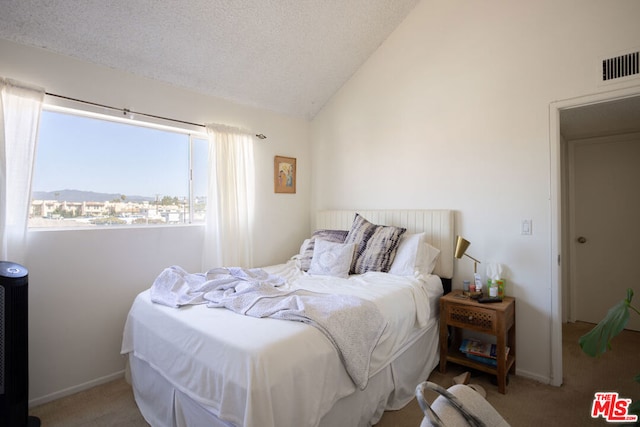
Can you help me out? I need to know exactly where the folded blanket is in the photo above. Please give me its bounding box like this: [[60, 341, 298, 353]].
[[150, 266, 387, 389]]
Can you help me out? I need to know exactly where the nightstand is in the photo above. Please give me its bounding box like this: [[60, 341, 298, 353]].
[[439, 290, 516, 394]]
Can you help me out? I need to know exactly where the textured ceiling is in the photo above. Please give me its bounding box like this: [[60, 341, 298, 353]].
[[0, 0, 419, 119], [560, 95, 640, 140]]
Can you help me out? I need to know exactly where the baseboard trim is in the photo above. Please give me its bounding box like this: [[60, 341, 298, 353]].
[[515, 368, 553, 385], [28, 370, 125, 408]]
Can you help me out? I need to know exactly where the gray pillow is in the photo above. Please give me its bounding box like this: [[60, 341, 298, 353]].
[[344, 213, 406, 274], [299, 229, 349, 271]]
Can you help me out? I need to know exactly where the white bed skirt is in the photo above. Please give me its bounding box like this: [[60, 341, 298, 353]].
[[128, 320, 440, 427]]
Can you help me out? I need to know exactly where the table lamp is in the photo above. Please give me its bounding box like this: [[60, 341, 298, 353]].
[[454, 235, 481, 273]]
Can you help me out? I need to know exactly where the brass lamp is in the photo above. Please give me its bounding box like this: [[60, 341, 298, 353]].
[[454, 235, 481, 273]]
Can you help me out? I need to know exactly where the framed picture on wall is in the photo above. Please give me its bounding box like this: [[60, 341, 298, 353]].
[[274, 155, 296, 193]]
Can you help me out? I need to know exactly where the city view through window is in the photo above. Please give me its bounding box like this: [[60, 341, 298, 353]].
[[29, 109, 208, 228]]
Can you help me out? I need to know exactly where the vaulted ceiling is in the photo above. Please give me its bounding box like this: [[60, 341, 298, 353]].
[[0, 0, 419, 120]]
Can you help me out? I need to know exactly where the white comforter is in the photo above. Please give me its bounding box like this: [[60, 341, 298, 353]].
[[149, 265, 387, 389], [121, 260, 443, 427]]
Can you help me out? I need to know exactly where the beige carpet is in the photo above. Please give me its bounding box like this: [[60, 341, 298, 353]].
[[31, 322, 639, 426]]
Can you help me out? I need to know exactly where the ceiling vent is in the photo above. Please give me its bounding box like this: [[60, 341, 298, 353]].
[[602, 51, 639, 82]]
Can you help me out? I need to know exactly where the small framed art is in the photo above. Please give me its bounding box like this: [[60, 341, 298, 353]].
[[274, 155, 296, 193]]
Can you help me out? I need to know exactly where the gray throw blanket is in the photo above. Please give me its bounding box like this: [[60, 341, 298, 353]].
[[150, 265, 286, 307], [150, 266, 387, 389]]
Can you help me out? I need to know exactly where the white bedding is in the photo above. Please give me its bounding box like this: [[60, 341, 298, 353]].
[[121, 260, 443, 427]]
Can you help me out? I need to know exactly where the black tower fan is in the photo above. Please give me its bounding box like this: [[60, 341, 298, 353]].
[[0, 261, 40, 427]]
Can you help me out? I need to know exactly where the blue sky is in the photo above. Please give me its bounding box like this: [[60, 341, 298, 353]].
[[33, 110, 208, 199]]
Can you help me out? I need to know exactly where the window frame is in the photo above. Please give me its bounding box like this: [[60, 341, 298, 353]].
[[29, 103, 209, 230]]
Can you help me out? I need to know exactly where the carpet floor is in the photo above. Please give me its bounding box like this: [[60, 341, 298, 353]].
[[30, 321, 639, 426]]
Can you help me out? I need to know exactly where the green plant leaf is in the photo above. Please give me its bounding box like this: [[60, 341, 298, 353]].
[[578, 295, 630, 358], [629, 400, 640, 421], [634, 372, 640, 384]]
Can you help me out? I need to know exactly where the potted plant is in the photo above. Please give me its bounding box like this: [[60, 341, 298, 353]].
[[579, 288, 639, 420]]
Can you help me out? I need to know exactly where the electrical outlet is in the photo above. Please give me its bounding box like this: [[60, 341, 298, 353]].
[[521, 219, 532, 235]]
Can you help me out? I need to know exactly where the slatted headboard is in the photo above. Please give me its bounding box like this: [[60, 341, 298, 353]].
[[315, 210, 455, 293]]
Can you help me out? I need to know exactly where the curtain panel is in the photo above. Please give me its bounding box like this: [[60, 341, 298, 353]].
[[203, 125, 255, 269], [0, 78, 44, 264]]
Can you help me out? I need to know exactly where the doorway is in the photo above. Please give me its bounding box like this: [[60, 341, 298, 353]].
[[550, 87, 640, 386], [567, 132, 640, 331]]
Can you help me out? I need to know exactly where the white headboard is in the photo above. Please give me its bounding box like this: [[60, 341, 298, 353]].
[[315, 210, 454, 279]]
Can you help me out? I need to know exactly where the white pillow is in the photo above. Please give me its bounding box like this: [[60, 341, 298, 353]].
[[296, 239, 311, 258], [418, 242, 441, 276], [298, 238, 311, 256], [389, 233, 441, 277], [389, 233, 425, 276], [308, 239, 356, 278], [294, 238, 312, 269]]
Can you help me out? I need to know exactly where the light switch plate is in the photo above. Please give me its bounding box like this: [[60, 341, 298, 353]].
[[521, 219, 532, 235]]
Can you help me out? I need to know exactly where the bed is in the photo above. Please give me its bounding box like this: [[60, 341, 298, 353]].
[[121, 209, 454, 427]]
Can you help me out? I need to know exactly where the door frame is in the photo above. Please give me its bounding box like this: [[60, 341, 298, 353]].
[[549, 85, 640, 387]]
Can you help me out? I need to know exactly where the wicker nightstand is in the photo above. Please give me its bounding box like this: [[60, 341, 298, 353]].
[[439, 290, 516, 394]]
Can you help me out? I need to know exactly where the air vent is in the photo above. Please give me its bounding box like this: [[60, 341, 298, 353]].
[[602, 51, 639, 81]]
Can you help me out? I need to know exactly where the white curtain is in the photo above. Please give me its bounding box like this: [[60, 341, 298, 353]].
[[202, 125, 255, 269], [0, 78, 44, 264]]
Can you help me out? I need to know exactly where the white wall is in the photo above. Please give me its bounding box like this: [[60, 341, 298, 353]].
[[311, 0, 640, 383], [0, 38, 311, 404]]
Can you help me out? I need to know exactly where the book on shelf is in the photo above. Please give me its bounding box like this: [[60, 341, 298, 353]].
[[465, 353, 497, 367], [459, 338, 509, 359]]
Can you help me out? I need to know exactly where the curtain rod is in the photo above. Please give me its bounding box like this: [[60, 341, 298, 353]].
[[44, 92, 267, 140]]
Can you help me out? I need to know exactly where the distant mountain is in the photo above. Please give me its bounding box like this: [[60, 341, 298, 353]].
[[32, 189, 155, 203]]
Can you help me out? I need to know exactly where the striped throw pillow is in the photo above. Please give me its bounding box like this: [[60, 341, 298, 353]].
[[344, 213, 406, 274]]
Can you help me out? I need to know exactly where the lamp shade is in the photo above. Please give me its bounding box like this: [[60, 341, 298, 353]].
[[454, 236, 470, 259]]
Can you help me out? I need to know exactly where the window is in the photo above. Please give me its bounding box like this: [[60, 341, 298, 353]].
[[29, 107, 208, 228]]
